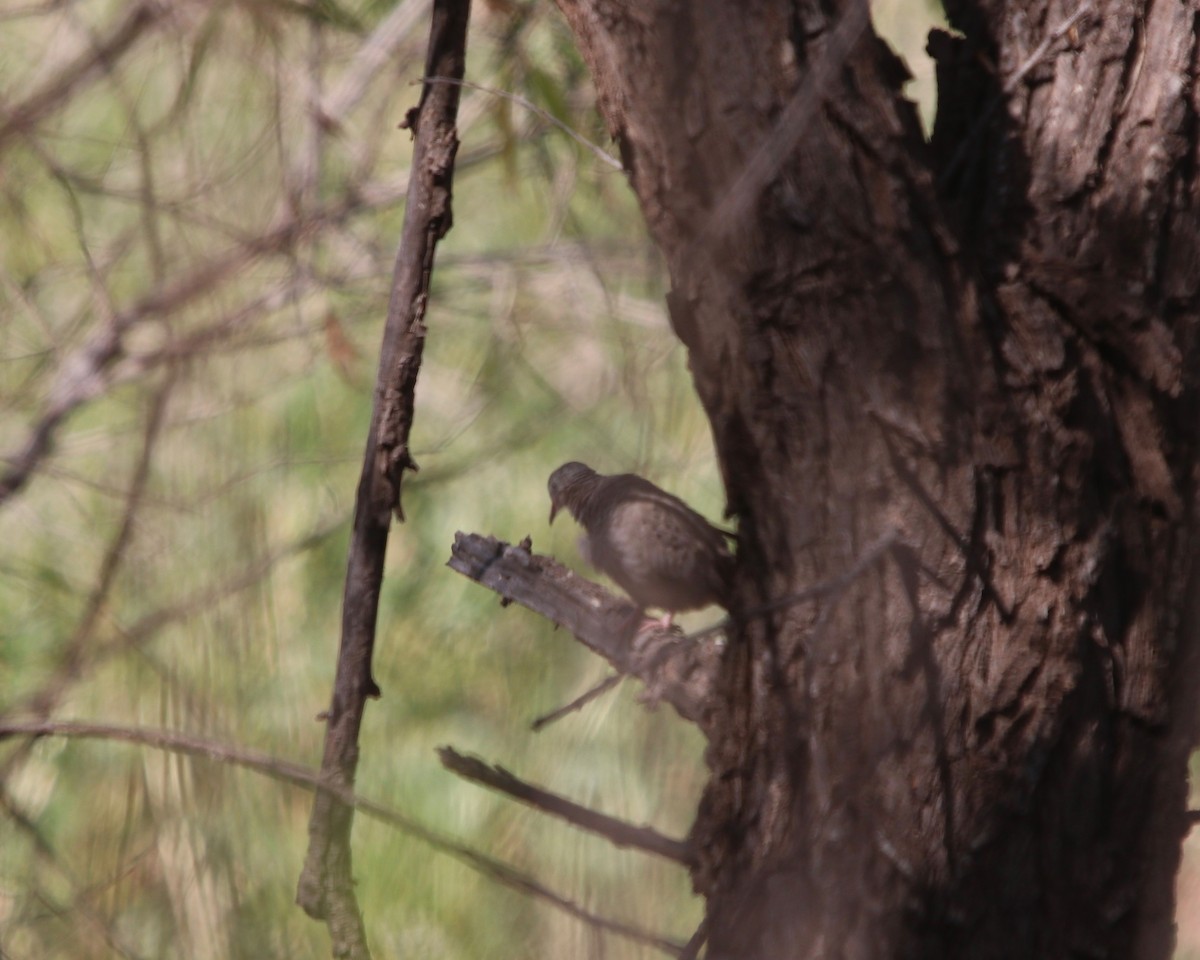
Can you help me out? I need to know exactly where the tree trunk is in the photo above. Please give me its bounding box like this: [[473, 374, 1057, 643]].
[[552, 1, 1200, 957]]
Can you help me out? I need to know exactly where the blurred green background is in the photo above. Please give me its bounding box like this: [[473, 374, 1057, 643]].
[[2, 1, 1194, 958]]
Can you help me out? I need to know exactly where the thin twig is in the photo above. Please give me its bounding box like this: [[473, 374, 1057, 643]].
[[421, 76, 622, 169], [438, 747, 690, 863], [0, 137, 543, 509], [699, 0, 870, 245], [939, 1, 1095, 187], [0, 721, 687, 958], [679, 918, 708, 960], [531, 674, 623, 731], [684, 528, 900, 643], [1003, 2, 1094, 95], [0, 189, 372, 507]]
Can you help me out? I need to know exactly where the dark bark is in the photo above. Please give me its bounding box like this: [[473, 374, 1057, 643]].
[[552, 1, 1200, 957], [295, 2, 471, 956]]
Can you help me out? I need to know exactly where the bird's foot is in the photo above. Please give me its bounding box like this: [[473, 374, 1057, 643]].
[[633, 612, 677, 641]]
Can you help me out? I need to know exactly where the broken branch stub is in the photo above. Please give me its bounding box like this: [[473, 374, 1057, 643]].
[[448, 532, 722, 731]]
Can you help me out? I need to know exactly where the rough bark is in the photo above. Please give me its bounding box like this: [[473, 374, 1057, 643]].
[[295, 2, 471, 955], [552, 1, 1200, 957], [448, 533, 724, 728]]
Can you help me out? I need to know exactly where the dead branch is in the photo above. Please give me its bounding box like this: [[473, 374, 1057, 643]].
[[295, 1, 472, 954], [449, 531, 906, 733], [0, 720, 686, 958], [447, 533, 724, 732], [438, 746, 691, 864], [531, 674, 622, 731]]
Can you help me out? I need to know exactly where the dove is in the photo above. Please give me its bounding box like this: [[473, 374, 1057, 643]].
[[547, 461, 734, 626]]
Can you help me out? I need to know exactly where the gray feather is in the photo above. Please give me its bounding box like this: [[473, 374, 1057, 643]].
[[548, 462, 734, 614]]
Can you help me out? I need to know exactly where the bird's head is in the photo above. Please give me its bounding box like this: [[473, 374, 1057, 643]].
[[548, 461, 596, 524]]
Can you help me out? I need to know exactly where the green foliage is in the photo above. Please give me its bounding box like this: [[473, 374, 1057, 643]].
[[0, 3, 714, 956], [10, 2, 1152, 959]]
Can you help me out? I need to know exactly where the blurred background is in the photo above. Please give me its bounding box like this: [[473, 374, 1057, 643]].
[[1, 1, 1193, 958]]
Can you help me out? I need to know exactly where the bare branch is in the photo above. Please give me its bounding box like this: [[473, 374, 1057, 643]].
[[30, 381, 170, 715], [438, 746, 691, 864], [0, 721, 687, 958], [447, 533, 723, 731], [531, 674, 623, 731], [1003, 2, 1095, 94], [422, 76, 622, 169], [296, 1, 472, 953], [451, 530, 905, 735]]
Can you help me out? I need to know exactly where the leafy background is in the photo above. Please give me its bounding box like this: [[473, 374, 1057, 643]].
[[1, 1, 1196, 958]]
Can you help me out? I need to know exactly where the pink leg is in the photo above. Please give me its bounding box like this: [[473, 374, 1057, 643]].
[[633, 611, 675, 639]]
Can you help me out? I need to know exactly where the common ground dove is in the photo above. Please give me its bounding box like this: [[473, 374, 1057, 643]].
[[547, 461, 734, 624]]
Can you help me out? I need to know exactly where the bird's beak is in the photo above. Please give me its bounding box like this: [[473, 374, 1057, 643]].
[[549, 502, 559, 525]]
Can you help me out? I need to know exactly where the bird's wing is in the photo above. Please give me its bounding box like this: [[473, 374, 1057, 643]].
[[596, 478, 733, 607]]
